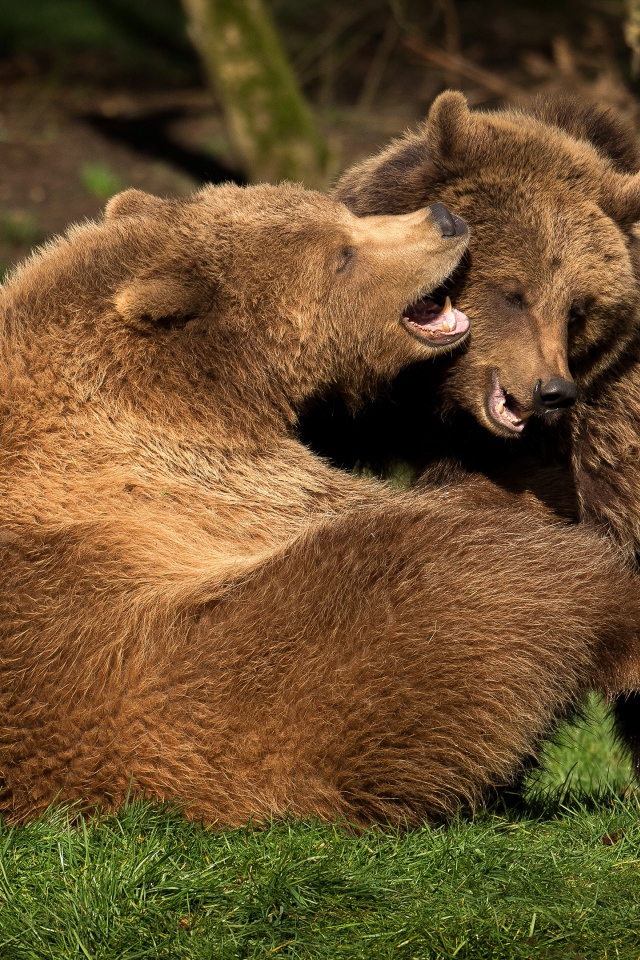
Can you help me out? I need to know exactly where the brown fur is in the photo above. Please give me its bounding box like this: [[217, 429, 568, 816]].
[[1, 182, 639, 826]]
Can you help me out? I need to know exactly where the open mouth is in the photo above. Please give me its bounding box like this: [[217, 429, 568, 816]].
[[401, 295, 470, 348], [486, 371, 534, 434]]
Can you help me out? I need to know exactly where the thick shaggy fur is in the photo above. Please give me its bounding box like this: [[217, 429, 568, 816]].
[[1, 182, 639, 827], [300, 93, 640, 768]]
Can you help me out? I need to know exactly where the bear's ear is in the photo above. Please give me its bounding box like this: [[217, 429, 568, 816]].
[[105, 189, 166, 221], [600, 172, 640, 228], [333, 90, 470, 215], [114, 274, 207, 329], [425, 90, 471, 165], [530, 96, 640, 174]]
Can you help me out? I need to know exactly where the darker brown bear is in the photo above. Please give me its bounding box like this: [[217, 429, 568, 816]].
[[1, 182, 639, 826], [322, 91, 640, 524], [341, 92, 639, 414], [299, 92, 640, 771]]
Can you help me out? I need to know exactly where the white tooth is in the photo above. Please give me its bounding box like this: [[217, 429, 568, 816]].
[[439, 296, 456, 332], [497, 399, 505, 415]]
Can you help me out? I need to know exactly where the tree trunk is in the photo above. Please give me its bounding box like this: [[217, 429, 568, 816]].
[[181, 0, 333, 187], [625, 0, 640, 78]]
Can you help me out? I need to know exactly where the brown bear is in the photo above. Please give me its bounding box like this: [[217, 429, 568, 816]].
[[1, 181, 639, 827], [298, 92, 640, 771]]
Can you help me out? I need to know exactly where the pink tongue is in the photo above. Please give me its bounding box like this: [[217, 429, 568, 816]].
[[430, 304, 470, 335], [404, 297, 470, 335]]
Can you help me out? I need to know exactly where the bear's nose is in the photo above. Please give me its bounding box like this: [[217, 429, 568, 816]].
[[533, 377, 577, 412], [428, 203, 466, 238]]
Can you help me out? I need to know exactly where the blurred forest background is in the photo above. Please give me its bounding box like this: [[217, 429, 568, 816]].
[[1, 0, 639, 279]]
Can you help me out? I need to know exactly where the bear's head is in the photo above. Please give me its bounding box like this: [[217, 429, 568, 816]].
[[104, 182, 469, 413], [335, 92, 640, 439]]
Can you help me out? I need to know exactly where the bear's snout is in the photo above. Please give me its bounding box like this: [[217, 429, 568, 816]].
[[533, 376, 577, 413]]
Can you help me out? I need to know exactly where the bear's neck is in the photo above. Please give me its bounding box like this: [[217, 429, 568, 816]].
[[0, 293, 343, 456], [0, 323, 300, 453]]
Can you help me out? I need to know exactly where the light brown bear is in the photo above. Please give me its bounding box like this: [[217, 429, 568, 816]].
[[298, 92, 640, 770], [0, 182, 639, 827]]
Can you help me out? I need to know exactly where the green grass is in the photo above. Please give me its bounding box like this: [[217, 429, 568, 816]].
[[1, 697, 639, 959], [529, 694, 632, 798]]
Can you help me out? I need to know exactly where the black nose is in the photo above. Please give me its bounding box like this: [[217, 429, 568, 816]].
[[428, 203, 467, 238], [533, 377, 577, 412]]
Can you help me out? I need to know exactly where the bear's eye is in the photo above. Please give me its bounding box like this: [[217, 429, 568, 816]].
[[336, 246, 355, 273], [503, 290, 525, 309], [568, 299, 588, 326]]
